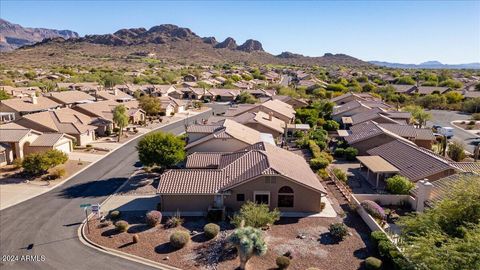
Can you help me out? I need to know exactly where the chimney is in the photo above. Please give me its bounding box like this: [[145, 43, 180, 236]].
[[415, 179, 433, 212], [31, 94, 38, 104], [113, 88, 118, 96], [268, 112, 273, 121]]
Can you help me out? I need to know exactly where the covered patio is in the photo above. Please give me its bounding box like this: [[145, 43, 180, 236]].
[[357, 156, 399, 189]]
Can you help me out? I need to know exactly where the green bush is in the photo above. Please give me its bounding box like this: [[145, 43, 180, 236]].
[[323, 120, 340, 131], [231, 201, 280, 228], [276, 256, 291, 269], [22, 150, 68, 175], [334, 148, 345, 157], [332, 168, 347, 183], [447, 140, 466, 162], [472, 113, 480, 120], [308, 140, 322, 158], [170, 230, 190, 249], [329, 222, 348, 241], [344, 147, 358, 161], [203, 223, 220, 240], [165, 211, 184, 228], [13, 158, 23, 169], [365, 257, 382, 270], [109, 210, 121, 219], [386, 175, 415, 195], [115, 220, 129, 232], [49, 167, 66, 179], [310, 157, 330, 170], [371, 231, 389, 247]]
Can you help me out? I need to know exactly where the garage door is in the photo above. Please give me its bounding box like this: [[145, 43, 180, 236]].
[[55, 142, 71, 154]]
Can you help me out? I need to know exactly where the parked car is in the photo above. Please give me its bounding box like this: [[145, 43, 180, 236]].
[[439, 127, 454, 139]]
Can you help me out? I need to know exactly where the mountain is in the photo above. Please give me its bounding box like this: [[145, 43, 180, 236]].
[[0, 22, 370, 68], [0, 19, 78, 52], [370, 60, 480, 69]]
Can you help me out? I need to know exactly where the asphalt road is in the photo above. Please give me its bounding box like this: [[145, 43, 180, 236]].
[[0, 110, 212, 270], [427, 109, 479, 153]]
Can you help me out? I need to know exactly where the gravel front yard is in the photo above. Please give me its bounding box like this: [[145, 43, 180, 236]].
[[86, 212, 372, 270]]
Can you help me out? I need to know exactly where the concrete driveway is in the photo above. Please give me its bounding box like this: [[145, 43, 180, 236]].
[[427, 110, 479, 153]]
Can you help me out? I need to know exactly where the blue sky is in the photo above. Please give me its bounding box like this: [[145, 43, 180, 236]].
[[1, 0, 479, 64]]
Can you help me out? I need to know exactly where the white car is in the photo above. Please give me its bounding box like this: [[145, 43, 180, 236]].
[[439, 127, 454, 139]]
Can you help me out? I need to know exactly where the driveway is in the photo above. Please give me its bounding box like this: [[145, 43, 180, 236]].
[[0, 110, 211, 270], [427, 109, 478, 153]]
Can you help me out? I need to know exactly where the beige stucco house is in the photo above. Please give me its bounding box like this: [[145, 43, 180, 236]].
[[158, 142, 327, 215]]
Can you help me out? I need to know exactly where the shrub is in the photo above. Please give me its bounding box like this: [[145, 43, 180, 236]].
[[145, 210, 162, 227], [361, 200, 385, 220], [370, 231, 389, 247], [317, 169, 329, 179], [309, 157, 330, 170], [386, 175, 415, 195], [334, 148, 345, 157], [22, 149, 68, 175], [276, 256, 291, 269], [13, 158, 23, 169], [308, 140, 322, 158], [447, 140, 466, 162], [332, 168, 347, 183], [132, 234, 139, 243], [329, 222, 348, 240], [472, 113, 480, 120], [112, 127, 120, 133], [231, 201, 280, 228], [344, 147, 358, 161], [469, 120, 476, 125], [115, 220, 129, 232], [203, 223, 220, 240], [165, 211, 183, 228], [323, 120, 340, 131], [170, 230, 190, 249], [365, 257, 382, 270], [109, 210, 121, 219], [49, 167, 66, 179]]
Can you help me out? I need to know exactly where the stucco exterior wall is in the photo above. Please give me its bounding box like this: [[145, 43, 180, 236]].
[[244, 123, 282, 139], [161, 195, 214, 212], [223, 175, 323, 212]]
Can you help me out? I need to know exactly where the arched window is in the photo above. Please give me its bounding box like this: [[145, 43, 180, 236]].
[[278, 186, 294, 207]]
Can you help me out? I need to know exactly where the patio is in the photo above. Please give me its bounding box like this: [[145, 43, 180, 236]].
[[356, 156, 399, 191]]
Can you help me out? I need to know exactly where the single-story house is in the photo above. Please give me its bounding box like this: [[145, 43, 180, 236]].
[[185, 119, 272, 153], [416, 86, 451, 95], [232, 111, 285, 140], [95, 89, 134, 103], [343, 107, 411, 126], [208, 88, 241, 102], [367, 139, 457, 182], [47, 90, 96, 107], [332, 100, 391, 122], [15, 108, 96, 146], [157, 142, 327, 215], [330, 92, 381, 105], [271, 95, 307, 109], [0, 96, 62, 119], [389, 85, 417, 94]]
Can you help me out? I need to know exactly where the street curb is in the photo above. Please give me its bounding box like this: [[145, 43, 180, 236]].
[[78, 219, 180, 270], [0, 109, 211, 211]]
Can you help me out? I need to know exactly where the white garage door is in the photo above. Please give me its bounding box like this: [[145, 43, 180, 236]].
[[55, 142, 71, 154]]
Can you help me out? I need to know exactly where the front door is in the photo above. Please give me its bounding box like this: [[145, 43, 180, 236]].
[[254, 192, 270, 205]]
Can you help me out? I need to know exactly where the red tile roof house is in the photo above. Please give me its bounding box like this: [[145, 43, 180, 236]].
[[185, 119, 274, 153], [157, 142, 327, 215], [207, 88, 241, 102], [345, 121, 436, 155]]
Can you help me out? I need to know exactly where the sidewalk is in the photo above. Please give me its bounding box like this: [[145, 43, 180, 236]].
[[0, 109, 210, 211]]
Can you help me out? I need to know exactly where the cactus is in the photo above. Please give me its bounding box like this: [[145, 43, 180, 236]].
[[227, 221, 267, 270]]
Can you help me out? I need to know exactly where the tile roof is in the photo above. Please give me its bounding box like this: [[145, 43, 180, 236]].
[[389, 84, 417, 93], [260, 100, 295, 120], [417, 86, 450, 95], [20, 108, 96, 134], [30, 133, 66, 147], [158, 142, 327, 194], [0, 129, 32, 142], [450, 162, 480, 173], [96, 90, 133, 101], [330, 92, 380, 103], [367, 139, 455, 181], [378, 124, 435, 141], [1, 97, 61, 112], [186, 119, 263, 149], [48, 90, 96, 105], [185, 152, 223, 168], [224, 104, 258, 117], [412, 172, 480, 207]]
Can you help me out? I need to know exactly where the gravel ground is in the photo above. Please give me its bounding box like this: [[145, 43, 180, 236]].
[[86, 213, 372, 270]]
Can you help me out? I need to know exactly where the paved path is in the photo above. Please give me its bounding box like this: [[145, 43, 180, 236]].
[[427, 109, 478, 153], [0, 110, 211, 270]]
